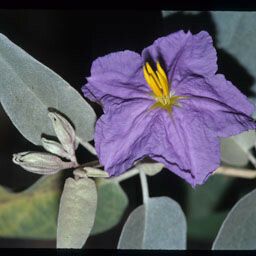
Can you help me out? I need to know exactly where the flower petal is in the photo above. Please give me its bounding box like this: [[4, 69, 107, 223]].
[[82, 50, 150, 106], [148, 109, 221, 186], [142, 30, 217, 83], [175, 74, 256, 137], [94, 98, 160, 176]]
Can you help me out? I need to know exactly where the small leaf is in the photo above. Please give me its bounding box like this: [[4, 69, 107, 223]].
[[0, 173, 62, 239], [57, 177, 97, 248], [221, 130, 256, 167], [136, 162, 164, 176], [0, 33, 96, 146], [212, 188, 256, 250], [91, 180, 128, 235], [118, 196, 186, 249]]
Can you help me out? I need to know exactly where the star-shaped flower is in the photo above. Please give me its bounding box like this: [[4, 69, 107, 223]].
[[82, 30, 256, 186]]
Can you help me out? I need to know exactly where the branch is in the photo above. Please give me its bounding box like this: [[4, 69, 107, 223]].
[[214, 166, 256, 179]]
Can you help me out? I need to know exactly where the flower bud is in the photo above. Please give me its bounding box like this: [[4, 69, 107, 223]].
[[12, 152, 75, 175], [41, 137, 70, 160], [48, 112, 76, 156]]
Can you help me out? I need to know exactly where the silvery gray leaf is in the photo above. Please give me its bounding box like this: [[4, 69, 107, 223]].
[[57, 177, 97, 248], [212, 188, 256, 250], [221, 130, 256, 167], [118, 196, 186, 249], [0, 33, 96, 146]]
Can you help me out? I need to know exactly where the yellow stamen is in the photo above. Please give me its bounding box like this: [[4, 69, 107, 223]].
[[156, 62, 168, 85], [156, 70, 169, 97], [145, 62, 163, 90], [143, 61, 188, 113], [143, 65, 162, 97]]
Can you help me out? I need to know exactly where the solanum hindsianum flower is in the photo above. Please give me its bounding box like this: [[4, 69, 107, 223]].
[[82, 30, 256, 186]]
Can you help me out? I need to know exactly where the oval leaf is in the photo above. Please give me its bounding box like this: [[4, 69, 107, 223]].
[[0, 33, 96, 145], [221, 131, 256, 167], [91, 180, 128, 235], [57, 177, 97, 248], [212, 188, 256, 249], [118, 196, 186, 249]]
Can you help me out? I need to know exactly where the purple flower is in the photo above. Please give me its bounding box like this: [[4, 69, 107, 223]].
[[82, 30, 256, 186]]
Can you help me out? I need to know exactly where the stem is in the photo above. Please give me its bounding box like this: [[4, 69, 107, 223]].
[[214, 166, 256, 179], [111, 167, 140, 183], [139, 170, 149, 204], [76, 137, 97, 155]]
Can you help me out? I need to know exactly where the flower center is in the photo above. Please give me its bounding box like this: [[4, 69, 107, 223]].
[[143, 61, 187, 112]]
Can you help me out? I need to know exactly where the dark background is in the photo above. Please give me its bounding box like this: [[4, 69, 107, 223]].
[[0, 10, 255, 249]]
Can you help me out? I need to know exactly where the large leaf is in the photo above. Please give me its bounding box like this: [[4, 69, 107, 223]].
[[0, 33, 96, 146], [91, 180, 128, 235], [212, 188, 256, 250], [0, 173, 62, 239], [118, 196, 186, 249], [57, 177, 97, 248], [0, 176, 127, 240]]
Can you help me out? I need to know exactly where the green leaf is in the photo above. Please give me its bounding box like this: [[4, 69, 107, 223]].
[[0, 33, 96, 146], [118, 196, 186, 249], [186, 175, 232, 242], [187, 175, 232, 219], [212, 188, 256, 250], [91, 180, 128, 235], [57, 177, 97, 248], [0, 173, 62, 239], [0, 175, 127, 240], [188, 212, 228, 241]]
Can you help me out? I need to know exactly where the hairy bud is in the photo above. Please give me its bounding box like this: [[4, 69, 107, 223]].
[[12, 152, 75, 175], [48, 112, 76, 157], [41, 137, 70, 160]]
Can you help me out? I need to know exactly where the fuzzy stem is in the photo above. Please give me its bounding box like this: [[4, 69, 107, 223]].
[[139, 170, 149, 204], [111, 167, 140, 183]]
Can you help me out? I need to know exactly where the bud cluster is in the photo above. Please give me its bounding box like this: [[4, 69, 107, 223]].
[[13, 111, 78, 175]]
